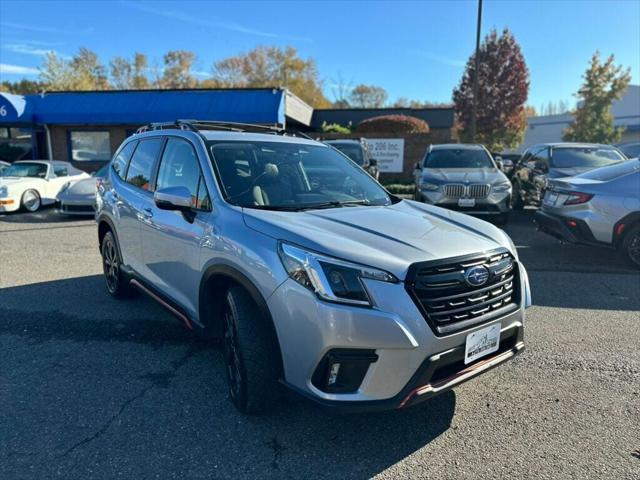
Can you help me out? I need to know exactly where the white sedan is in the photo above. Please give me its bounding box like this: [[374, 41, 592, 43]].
[[0, 160, 90, 213]]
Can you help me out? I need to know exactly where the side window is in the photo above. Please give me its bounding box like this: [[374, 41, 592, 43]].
[[53, 165, 68, 177], [125, 138, 163, 191], [532, 147, 550, 170], [156, 138, 210, 210], [112, 141, 137, 179]]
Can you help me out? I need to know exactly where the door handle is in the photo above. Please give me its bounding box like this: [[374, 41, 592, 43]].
[[142, 207, 153, 219]]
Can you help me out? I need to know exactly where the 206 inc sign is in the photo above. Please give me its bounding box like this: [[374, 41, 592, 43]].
[[367, 138, 405, 173]]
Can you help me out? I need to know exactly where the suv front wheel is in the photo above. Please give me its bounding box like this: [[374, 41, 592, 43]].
[[101, 231, 134, 298], [223, 286, 281, 413]]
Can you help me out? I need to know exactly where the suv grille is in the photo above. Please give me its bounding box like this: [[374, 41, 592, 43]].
[[405, 249, 520, 335], [443, 183, 491, 199]]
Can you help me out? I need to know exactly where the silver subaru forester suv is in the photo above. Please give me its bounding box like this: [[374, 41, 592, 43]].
[[96, 121, 531, 414]]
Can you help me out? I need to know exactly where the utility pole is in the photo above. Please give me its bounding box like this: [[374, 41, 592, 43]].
[[470, 0, 483, 142]]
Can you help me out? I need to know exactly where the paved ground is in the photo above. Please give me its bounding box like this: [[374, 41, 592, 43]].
[[1, 207, 638, 479]]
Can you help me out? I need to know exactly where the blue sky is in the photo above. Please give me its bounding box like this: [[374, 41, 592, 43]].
[[0, 0, 638, 110]]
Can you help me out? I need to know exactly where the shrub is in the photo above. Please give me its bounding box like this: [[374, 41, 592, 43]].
[[356, 115, 429, 134], [321, 121, 352, 134], [383, 183, 415, 195]]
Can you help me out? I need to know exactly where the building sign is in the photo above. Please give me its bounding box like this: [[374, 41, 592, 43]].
[[0, 92, 28, 122], [367, 138, 405, 173]]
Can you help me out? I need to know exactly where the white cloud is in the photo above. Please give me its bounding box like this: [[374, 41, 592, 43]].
[[5, 43, 55, 57], [1, 21, 92, 35], [412, 50, 466, 68], [0, 63, 40, 75], [121, 1, 310, 42]]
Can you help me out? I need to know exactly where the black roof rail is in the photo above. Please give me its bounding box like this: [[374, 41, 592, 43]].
[[135, 119, 314, 140]]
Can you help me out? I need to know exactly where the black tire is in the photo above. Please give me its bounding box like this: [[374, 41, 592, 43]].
[[101, 231, 134, 298], [621, 224, 640, 269], [510, 189, 524, 211], [21, 189, 41, 212], [223, 286, 281, 414]]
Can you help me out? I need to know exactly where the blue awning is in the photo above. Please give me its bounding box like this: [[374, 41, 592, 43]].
[[0, 88, 286, 126]]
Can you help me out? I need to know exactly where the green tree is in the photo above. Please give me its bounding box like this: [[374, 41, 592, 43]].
[[211, 46, 330, 108], [39, 51, 74, 90], [453, 28, 529, 151], [69, 48, 109, 90], [349, 84, 388, 108], [563, 52, 631, 143], [161, 50, 197, 89]]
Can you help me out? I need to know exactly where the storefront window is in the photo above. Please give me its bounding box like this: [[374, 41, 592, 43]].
[[69, 131, 111, 161], [0, 127, 33, 161]]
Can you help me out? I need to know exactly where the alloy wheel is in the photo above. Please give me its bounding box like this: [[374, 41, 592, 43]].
[[628, 232, 640, 267], [102, 238, 119, 293], [22, 190, 41, 212], [223, 308, 244, 401]]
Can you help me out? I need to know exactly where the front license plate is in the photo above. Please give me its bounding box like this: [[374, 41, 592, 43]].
[[544, 192, 558, 206], [458, 198, 475, 208], [464, 323, 501, 364]]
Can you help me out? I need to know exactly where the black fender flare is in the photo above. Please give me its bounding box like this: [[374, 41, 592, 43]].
[[198, 264, 283, 371]]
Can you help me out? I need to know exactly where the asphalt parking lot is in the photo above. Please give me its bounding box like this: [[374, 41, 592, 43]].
[[1, 207, 639, 479]]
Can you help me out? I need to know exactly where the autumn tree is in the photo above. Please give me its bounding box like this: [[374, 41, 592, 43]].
[[161, 50, 197, 89], [563, 52, 631, 143], [39, 48, 109, 90], [0, 79, 45, 94], [349, 84, 388, 108], [110, 53, 150, 89], [211, 46, 330, 107], [453, 28, 529, 151]]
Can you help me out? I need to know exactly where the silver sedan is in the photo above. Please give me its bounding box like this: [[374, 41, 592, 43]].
[[55, 164, 108, 216]]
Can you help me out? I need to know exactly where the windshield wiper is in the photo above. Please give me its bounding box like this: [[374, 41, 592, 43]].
[[296, 199, 373, 210]]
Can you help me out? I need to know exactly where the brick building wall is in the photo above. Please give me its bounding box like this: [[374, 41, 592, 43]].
[[319, 128, 454, 182]]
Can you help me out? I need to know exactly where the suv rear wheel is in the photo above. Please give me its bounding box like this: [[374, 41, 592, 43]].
[[223, 286, 281, 413], [101, 231, 134, 298], [621, 224, 640, 269]]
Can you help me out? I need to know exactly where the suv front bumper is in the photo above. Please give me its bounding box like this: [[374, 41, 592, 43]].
[[268, 263, 529, 411], [417, 190, 510, 215]]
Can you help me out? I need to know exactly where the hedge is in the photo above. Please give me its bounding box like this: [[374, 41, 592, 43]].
[[356, 115, 430, 134]]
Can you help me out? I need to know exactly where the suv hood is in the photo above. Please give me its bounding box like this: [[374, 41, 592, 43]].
[[422, 168, 507, 184], [243, 200, 513, 279]]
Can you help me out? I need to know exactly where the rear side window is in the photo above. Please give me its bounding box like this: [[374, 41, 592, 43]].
[[125, 138, 163, 191], [112, 141, 137, 179], [53, 165, 68, 177], [156, 137, 210, 210]]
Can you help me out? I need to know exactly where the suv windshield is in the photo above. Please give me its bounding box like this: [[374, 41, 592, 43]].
[[2, 162, 47, 178], [425, 149, 495, 169], [330, 143, 364, 166], [551, 147, 625, 168], [208, 141, 390, 210]]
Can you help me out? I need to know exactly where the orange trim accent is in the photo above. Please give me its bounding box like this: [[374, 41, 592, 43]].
[[398, 344, 523, 409], [130, 279, 193, 329], [0, 199, 15, 205]]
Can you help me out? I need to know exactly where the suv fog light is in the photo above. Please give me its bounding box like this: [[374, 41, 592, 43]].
[[312, 349, 379, 393], [328, 363, 341, 386]]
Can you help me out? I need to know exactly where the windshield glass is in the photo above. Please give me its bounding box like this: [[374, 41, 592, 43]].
[[330, 144, 364, 165], [2, 162, 48, 178], [425, 149, 495, 169], [551, 147, 625, 168], [208, 141, 391, 210]]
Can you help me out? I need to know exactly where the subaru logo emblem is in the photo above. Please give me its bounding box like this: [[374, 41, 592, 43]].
[[465, 265, 490, 287]]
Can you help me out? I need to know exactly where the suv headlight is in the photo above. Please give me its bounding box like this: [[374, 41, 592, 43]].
[[0, 185, 8, 198], [419, 181, 439, 191], [278, 242, 397, 306], [493, 182, 512, 193]]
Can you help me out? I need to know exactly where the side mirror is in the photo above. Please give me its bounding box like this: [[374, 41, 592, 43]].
[[535, 162, 548, 173], [369, 158, 378, 167], [496, 160, 504, 171], [414, 161, 421, 171], [154, 186, 192, 211]]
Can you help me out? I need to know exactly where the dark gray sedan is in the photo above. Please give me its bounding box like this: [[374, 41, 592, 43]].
[[414, 144, 512, 223]]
